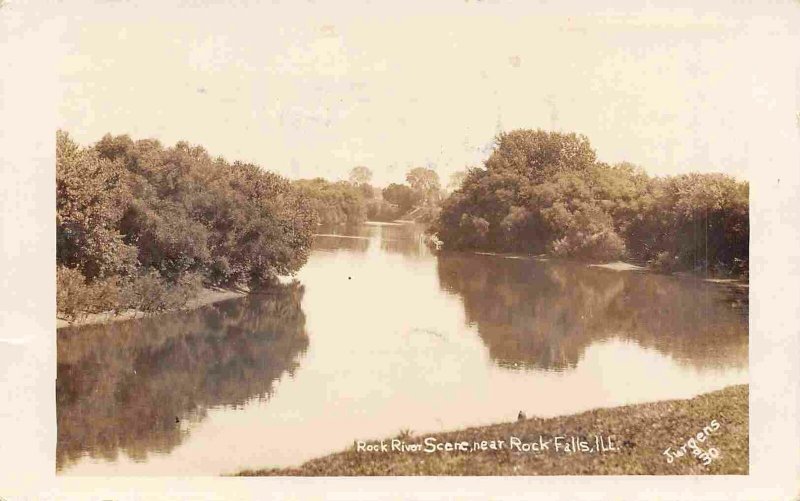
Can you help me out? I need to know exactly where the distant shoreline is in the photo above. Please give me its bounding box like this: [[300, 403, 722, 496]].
[[57, 244, 747, 330], [56, 287, 247, 329], [238, 384, 748, 476], [465, 250, 749, 287]]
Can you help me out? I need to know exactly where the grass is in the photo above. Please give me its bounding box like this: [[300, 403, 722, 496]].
[[238, 385, 748, 476]]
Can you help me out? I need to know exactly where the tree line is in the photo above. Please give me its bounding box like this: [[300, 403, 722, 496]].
[[294, 165, 445, 226], [433, 129, 749, 276], [57, 128, 748, 318], [56, 132, 446, 318], [56, 131, 317, 317]]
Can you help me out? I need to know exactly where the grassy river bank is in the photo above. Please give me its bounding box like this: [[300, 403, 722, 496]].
[[239, 385, 748, 476]]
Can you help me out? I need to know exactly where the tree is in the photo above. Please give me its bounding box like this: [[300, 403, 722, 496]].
[[56, 130, 137, 279], [433, 128, 749, 274], [292, 178, 368, 226], [405, 167, 440, 203], [447, 170, 468, 192], [358, 182, 377, 199], [626, 172, 749, 274], [485, 129, 596, 181], [348, 166, 373, 186], [57, 131, 319, 316], [382, 183, 420, 214]]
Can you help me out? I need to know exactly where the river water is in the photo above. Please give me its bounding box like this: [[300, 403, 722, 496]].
[[56, 222, 748, 475]]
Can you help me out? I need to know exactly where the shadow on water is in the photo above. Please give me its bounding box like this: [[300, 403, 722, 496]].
[[56, 282, 308, 472], [436, 253, 748, 372]]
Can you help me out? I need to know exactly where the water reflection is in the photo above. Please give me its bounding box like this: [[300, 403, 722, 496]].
[[56, 223, 748, 475], [56, 283, 308, 472], [437, 253, 748, 371], [314, 222, 432, 257]]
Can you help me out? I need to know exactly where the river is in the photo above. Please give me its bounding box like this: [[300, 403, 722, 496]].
[[56, 222, 748, 475]]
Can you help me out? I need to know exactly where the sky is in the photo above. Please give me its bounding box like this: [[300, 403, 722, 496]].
[[42, 0, 800, 185]]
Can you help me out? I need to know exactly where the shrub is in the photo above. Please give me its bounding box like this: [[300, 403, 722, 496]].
[[648, 251, 681, 273], [365, 199, 401, 222], [120, 271, 203, 313], [57, 266, 91, 319], [550, 230, 626, 262], [413, 205, 442, 224], [57, 266, 121, 319]]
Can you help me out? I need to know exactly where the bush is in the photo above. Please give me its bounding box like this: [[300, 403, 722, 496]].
[[58, 264, 206, 319], [550, 230, 626, 262], [57, 266, 90, 319], [648, 251, 681, 273], [413, 205, 442, 224], [365, 199, 401, 222], [57, 266, 121, 319], [120, 271, 203, 313]]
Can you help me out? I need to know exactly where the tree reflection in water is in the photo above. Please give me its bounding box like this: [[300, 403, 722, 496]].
[[56, 282, 308, 471], [436, 253, 748, 371], [313, 223, 432, 257]]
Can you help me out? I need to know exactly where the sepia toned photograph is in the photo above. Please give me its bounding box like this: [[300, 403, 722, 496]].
[[42, 0, 771, 480]]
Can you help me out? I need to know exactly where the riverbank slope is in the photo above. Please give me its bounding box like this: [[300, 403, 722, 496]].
[[56, 287, 247, 329], [239, 384, 748, 476]]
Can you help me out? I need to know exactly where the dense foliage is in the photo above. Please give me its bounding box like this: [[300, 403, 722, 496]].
[[381, 183, 420, 215], [294, 167, 443, 224], [57, 131, 316, 316], [434, 129, 749, 276], [405, 167, 441, 203], [291, 178, 368, 226]]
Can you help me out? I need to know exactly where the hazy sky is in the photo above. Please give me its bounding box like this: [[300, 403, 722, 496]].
[[49, 0, 799, 185]]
